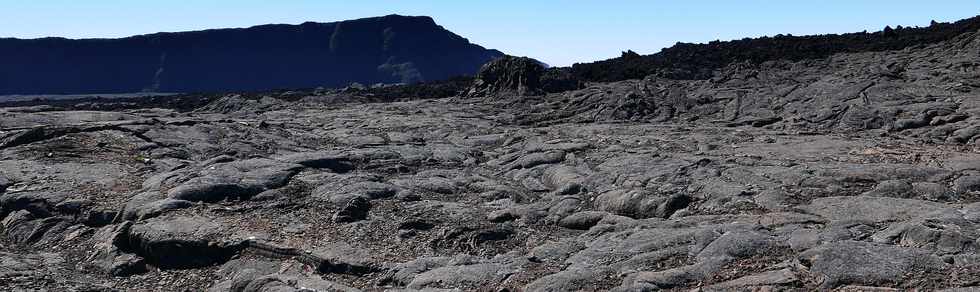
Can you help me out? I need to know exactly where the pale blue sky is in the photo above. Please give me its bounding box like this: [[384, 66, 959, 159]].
[[1, 1, 979, 66]]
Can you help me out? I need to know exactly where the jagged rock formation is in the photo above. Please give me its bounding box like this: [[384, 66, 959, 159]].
[[467, 56, 546, 97], [503, 27, 980, 138], [9, 15, 980, 292], [571, 16, 980, 82], [468, 56, 582, 97], [0, 15, 503, 95]]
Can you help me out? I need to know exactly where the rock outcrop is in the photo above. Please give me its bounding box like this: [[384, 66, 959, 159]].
[[571, 16, 980, 82], [468, 56, 546, 97], [468, 56, 582, 97]]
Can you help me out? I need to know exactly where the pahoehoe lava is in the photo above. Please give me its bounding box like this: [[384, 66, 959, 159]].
[[7, 15, 980, 292]]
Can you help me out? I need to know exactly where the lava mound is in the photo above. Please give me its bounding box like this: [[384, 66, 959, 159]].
[[468, 56, 582, 97]]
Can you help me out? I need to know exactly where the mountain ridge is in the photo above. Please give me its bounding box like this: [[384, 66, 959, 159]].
[[0, 14, 504, 95], [1, 15, 441, 41], [568, 15, 980, 82]]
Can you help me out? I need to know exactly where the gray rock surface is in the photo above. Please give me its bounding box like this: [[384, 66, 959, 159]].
[[7, 20, 980, 291]]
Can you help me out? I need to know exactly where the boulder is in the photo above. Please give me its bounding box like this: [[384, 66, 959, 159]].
[[333, 197, 371, 223]]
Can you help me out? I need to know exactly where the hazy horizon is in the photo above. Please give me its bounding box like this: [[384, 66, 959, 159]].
[[2, 1, 979, 66]]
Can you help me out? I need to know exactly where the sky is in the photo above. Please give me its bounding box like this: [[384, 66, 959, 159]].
[[1, 1, 979, 66]]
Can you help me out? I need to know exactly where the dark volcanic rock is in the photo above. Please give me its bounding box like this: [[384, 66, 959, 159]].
[[0, 176, 10, 193], [87, 223, 147, 276], [467, 57, 581, 97], [166, 158, 303, 203], [125, 216, 240, 269], [468, 56, 546, 97], [333, 197, 371, 223], [276, 152, 355, 173], [570, 16, 980, 82], [540, 67, 585, 93], [0, 15, 504, 95], [799, 241, 948, 289], [9, 14, 980, 292]]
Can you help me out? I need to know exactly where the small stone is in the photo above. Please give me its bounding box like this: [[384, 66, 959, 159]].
[[333, 197, 371, 223]]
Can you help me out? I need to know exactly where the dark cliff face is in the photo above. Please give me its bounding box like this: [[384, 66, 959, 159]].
[[0, 15, 504, 95]]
